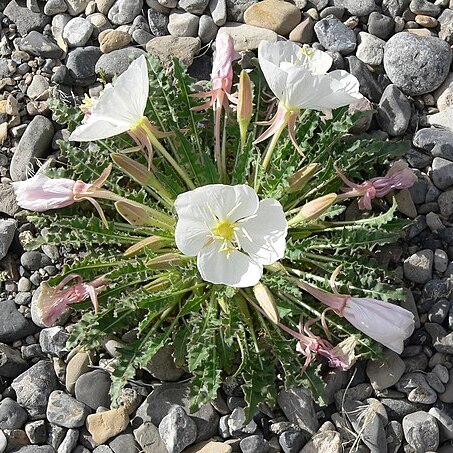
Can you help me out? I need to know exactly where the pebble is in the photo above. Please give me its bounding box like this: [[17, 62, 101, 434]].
[[440, 369, 453, 402], [184, 441, 232, 453], [66, 46, 102, 86], [346, 55, 383, 102], [217, 22, 277, 51], [145, 345, 185, 382], [366, 349, 406, 391], [198, 15, 218, 43], [58, 428, 79, 453], [108, 0, 144, 25], [99, 29, 131, 53], [147, 9, 169, 36], [39, 327, 69, 357], [239, 435, 269, 453], [0, 398, 28, 430], [279, 429, 306, 453], [243, 0, 301, 36], [133, 421, 168, 453], [0, 300, 38, 343], [86, 407, 130, 444], [179, 0, 209, 14], [47, 390, 90, 428], [333, 0, 375, 16], [402, 411, 439, 451], [403, 249, 434, 284], [277, 388, 318, 434], [289, 17, 315, 43], [95, 47, 146, 79], [44, 0, 68, 15], [429, 407, 453, 440], [227, 407, 257, 436], [63, 17, 94, 47], [377, 84, 411, 136], [159, 405, 197, 453], [410, 0, 441, 16], [25, 420, 47, 444], [439, 189, 453, 217], [0, 219, 16, 262], [384, 33, 452, 95], [146, 36, 201, 67], [66, 0, 90, 14], [209, 0, 227, 25], [27, 74, 50, 100], [356, 32, 385, 66], [368, 11, 394, 39], [168, 11, 199, 37], [109, 432, 140, 453], [9, 116, 54, 181], [314, 16, 357, 55], [12, 360, 58, 418], [415, 14, 439, 27], [75, 369, 111, 409], [300, 430, 341, 453], [0, 343, 28, 378], [3, 0, 51, 35]]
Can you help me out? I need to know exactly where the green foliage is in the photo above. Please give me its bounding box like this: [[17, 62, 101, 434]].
[[30, 54, 413, 418]]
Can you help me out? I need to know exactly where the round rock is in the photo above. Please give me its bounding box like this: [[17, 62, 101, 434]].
[[403, 249, 433, 284], [47, 390, 91, 428], [168, 11, 199, 37], [0, 398, 28, 430], [74, 369, 111, 410], [333, 0, 375, 16], [108, 0, 144, 25], [159, 406, 197, 453], [384, 32, 452, 96], [314, 16, 357, 55], [402, 411, 439, 452], [66, 46, 103, 86], [366, 349, 406, 391], [95, 47, 146, 79], [62, 17, 94, 47]]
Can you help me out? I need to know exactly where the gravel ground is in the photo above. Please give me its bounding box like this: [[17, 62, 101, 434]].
[[1, 0, 453, 452]]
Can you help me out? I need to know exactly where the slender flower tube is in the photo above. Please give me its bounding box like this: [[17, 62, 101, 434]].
[[174, 184, 288, 287], [191, 33, 240, 175], [12, 165, 119, 227], [256, 41, 362, 168], [297, 280, 415, 354], [237, 70, 254, 147], [31, 274, 108, 327], [337, 161, 418, 210]]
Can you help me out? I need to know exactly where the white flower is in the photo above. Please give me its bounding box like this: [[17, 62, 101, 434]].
[[174, 184, 288, 287], [258, 41, 362, 112], [69, 55, 149, 142]]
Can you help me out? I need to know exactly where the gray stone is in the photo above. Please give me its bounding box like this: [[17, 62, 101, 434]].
[[66, 47, 102, 86], [439, 189, 453, 217], [25, 420, 47, 444], [109, 432, 140, 453], [47, 391, 90, 428], [86, 12, 112, 37], [159, 406, 197, 453], [368, 11, 394, 40], [168, 11, 199, 37], [48, 423, 67, 450], [0, 343, 28, 378], [44, 0, 68, 15], [198, 15, 218, 44], [226, 0, 257, 21], [0, 398, 28, 430], [433, 157, 453, 190], [380, 398, 420, 422], [277, 388, 318, 435], [146, 36, 200, 67], [147, 9, 169, 36], [377, 84, 411, 136], [0, 300, 39, 342], [407, 385, 437, 404], [18, 31, 63, 59], [133, 422, 167, 453], [346, 56, 384, 102], [108, 0, 144, 25], [0, 219, 16, 261], [95, 47, 146, 80], [356, 32, 385, 66], [403, 249, 433, 284], [66, 0, 90, 14], [12, 360, 58, 418], [428, 299, 450, 323], [366, 349, 406, 391], [413, 129, 453, 161], [74, 369, 111, 410], [10, 116, 54, 181], [426, 371, 445, 393], [333, 0, 374, 16], [39, 327, 69, 358], [440, 369, 453, 402], [4, 0, 51, 35], [227, 407, 257, 436], [382, 0, 410, 17], [279, 430, 306, 453], [21, 251, 52, 270], [239, 435, 269, 453], [179, 0, 209, 14], [410, 0, 441, 16], [384, 33, 452, 96], [402, 411, 439, 452], [12, 447, 55, 453], [132, 29, 154, 45], [27, 74, 50, 101], [429, 408, 453, 441], [58, 428, 79, 453], [433, 364, 450, 383], [314, 17, 357, 55], [62, 17, 94, 47], [386, 420, 403, 453], [217, 22, 276, 51], [0, 184, 20, 217], [209, 0, 227, 25]]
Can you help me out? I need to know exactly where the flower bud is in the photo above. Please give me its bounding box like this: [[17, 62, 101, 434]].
[[253, 283, 279, 324], [237, 70, 253, 145], [146, 253, 184, 269], [124, 236, 169, 257], [115, 200, 174, 230], [111, 153, 152, 186], [288, 163, 319, 192], [289, 193, 337, 225]]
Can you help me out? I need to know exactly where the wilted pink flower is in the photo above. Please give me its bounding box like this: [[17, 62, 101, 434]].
[[32, 274, 108, 327], [12, 165, 119, 226], [191, 33, 240, 169], [297, 281, 415, 354], [278, 317, 355, 371], [337, 161, 417, 210]]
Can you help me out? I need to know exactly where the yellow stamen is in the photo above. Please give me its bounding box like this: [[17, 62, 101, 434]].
[[130, 116, 147, 133], [213, 220, 235, 242]]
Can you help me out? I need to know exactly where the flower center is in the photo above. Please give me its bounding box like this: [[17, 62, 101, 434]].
[[130, 116, 148, 133], [213, 220, 235, 242]]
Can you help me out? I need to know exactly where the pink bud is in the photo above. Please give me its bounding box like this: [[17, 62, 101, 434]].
[[211, 33, 240, 93]]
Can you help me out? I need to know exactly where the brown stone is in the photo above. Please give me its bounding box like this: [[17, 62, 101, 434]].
[[415, 14, 438, 28], [99, 29, 131, 53], [300, 430, 342, 453], [244, 0, 301, 36], [146, 36, 201, 68], [289, 16, 314, 43], [65, 350, 94, 394], [185, 441, 233, 453], [86, 407, 129, 444]]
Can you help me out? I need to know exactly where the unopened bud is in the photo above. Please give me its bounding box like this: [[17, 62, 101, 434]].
[[124, 236, 169, 257], [237, 70, 253, 146], [288, 163, 319, 192], [289, 193, 337, 225], [115, 200, 174, 230], [253, 283, 279, 324], [147, 253, 184, 269], [111, 153, 151, 186]]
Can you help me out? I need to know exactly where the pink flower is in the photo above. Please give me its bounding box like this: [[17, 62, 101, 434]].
[[278, 317, 355, 371], [191, 33, 240, 171], [32, 274, 108, 327], [297, 281, 415, 354], [337, 161, 417, 210], [12, 165, 118, 227]]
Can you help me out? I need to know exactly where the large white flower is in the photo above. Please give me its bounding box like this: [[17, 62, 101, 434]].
[[174, 184, 288, 287], [69, 55, 149, 142], [255, 41, 362, 152]]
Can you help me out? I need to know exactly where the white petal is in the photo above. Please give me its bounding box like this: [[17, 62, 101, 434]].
[[174, 184, 259, 223], [70, 55, 149, 142], [197, 240, 263, 287], [258, 41, 289, 101], [298, 48, 333, 75], [175, 218, 211, 256], [239, 198, 288, 265]]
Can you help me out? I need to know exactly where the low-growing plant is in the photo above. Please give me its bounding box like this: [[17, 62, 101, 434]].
[[15, 38, 416, 417]]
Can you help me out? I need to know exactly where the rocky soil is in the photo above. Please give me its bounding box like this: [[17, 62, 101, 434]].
[[2, 0, 453, 452]]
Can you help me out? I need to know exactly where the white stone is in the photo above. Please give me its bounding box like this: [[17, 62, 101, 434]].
[[63, 17, 94, 47]]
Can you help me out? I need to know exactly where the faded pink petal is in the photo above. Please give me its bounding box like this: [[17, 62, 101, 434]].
[[211, 33, 240, 94]]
